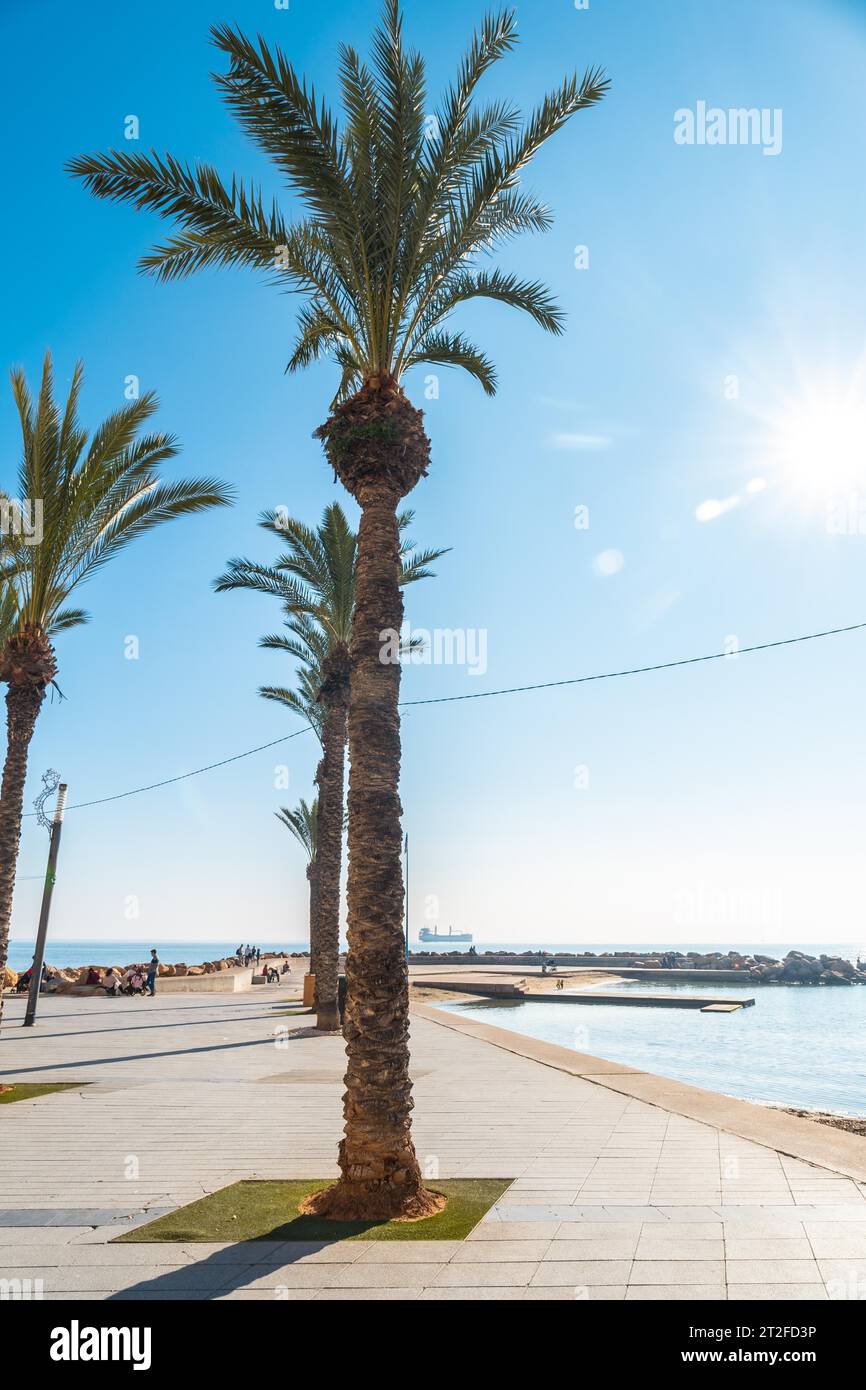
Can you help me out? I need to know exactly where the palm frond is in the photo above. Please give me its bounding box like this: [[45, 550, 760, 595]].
[[70, 5, 608, 395]]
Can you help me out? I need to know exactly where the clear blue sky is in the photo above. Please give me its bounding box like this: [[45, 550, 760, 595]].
[[3, 0, 865, 948]]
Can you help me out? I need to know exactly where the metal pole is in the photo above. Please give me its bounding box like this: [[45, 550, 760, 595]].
[[23, 783, 67, 1028]]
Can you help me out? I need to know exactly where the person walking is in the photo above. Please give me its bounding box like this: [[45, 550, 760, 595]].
[[146, 949, 160, 997]]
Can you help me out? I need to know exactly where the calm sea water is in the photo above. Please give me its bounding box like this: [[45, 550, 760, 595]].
[[441, 979, 866, 1116], [8, 937, 864, 972]]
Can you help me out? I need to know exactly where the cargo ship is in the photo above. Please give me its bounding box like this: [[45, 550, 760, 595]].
[[418, 926, 473, 943]]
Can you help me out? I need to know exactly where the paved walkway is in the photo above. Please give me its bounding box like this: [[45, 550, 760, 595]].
[[1, 988, 865, 1300]]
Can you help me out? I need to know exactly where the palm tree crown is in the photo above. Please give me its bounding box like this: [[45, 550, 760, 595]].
[[1, 352, 231, 673], [68, 4, 608, 401], [214, 501, 444, 725]]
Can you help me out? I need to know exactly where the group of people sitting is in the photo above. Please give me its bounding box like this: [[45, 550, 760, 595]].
[[83, 963, 155, 997], [14, 963, 54, 993]]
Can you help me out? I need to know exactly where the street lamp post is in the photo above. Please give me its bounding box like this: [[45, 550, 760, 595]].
[[23, 774, 67, 1029]]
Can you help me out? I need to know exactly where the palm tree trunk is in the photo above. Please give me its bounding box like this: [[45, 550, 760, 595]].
[[314, 688, 348, 1031], [0, 681, 46, 1027], [302, 491, 439, 1221], [306, 859, 319, 980]]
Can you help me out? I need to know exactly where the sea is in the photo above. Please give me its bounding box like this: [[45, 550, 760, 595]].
[[442, 978, 866, 1117], [6, 937, 864, 972]]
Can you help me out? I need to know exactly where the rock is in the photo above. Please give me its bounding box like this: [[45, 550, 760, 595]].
[[2, 967, 18, 990], [821, 970, 853, 985], [173, 963, 188, 976], [186, 966, 204, 976]]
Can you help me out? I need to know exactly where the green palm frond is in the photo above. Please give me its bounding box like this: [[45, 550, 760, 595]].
[[69, 4, 608, 396], [215, 498, 445, 742], [1, 353, 233, 641], [403, 329, 497, 395], [276, 795, 318, 861]]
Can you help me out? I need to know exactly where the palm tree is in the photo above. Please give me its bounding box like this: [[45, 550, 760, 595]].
[[0, 353, 232, 1022], [276, 797, 319, 976], [69, 4, 607, 1219], [216, 502, 443, 1031]]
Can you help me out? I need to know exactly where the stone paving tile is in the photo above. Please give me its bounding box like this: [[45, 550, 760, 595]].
[[816, 1257, 866, 1282], [12, 1263, 238, 1294], [807, 1236, 866, 1258], [654, 1207, 721, 1222], [635, 1238, 725, 1261], [725, 1260, 822, 1284], [529, 1260, 632, 1287], [332, 1262, 446, 1289], [433, 1261, 538, 1288], [353, 1241, 464, 1263], [0, 1226, 93, 1245], [630, 1260, 725, 1285], [221, 1263, 351, 1290], [0, 1244, 197, 1266], [318, 1288, 421, 1301], [724, 1237, 813, 1260], [523, 1286, 627, 1301], [452, 1240, 551, 1263], [551, 1222, 641, 1241], [626, 1285, 726, 1300], [547, 1239, 638, 1261], [729, 1284, 828, 1301], [215, 1289, 321, 1301], [419, 1287, 525, 1301], [646, 1222, 723, 1238], [722, 1222, 806, 1239], [468, 1221, 560, 1241]]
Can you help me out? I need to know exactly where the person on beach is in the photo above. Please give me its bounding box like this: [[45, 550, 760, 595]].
[[85, 966, 100, 986], [146, 950, 159, 997], [100, 967, 120, 998]]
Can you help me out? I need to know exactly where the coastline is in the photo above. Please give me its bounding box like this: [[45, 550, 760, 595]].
[[412, 999, 866, 1180]]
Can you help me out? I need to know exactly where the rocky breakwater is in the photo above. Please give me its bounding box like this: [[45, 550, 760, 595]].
[[746, 950, 866, 985], [2, 951, 296, 994]]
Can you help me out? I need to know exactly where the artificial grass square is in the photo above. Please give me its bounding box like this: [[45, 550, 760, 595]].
[[0, 1082, 84, 1105], [114, 1178, 511, 1243]]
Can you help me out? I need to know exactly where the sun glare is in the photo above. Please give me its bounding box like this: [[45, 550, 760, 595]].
[[763, 386, 866, 508]]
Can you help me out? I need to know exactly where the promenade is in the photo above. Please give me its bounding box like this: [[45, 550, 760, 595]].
[[1, 986, 865, 1301]]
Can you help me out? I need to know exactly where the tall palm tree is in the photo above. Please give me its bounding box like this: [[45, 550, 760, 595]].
[[69, 4, 607, 1218], [0, 353, 232, 1022], [216, 502, 442, 1031], [276, 797, 318, 974]]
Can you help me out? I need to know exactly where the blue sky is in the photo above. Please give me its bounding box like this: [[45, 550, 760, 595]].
[[3, 0, 866, 948]]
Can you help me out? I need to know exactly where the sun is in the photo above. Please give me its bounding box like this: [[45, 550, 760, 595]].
[[763, 381, 866, 509]]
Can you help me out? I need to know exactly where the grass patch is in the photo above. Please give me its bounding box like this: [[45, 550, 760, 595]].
[[0, 1082, 84, 1105], [114, 1178, 511, 1243]]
